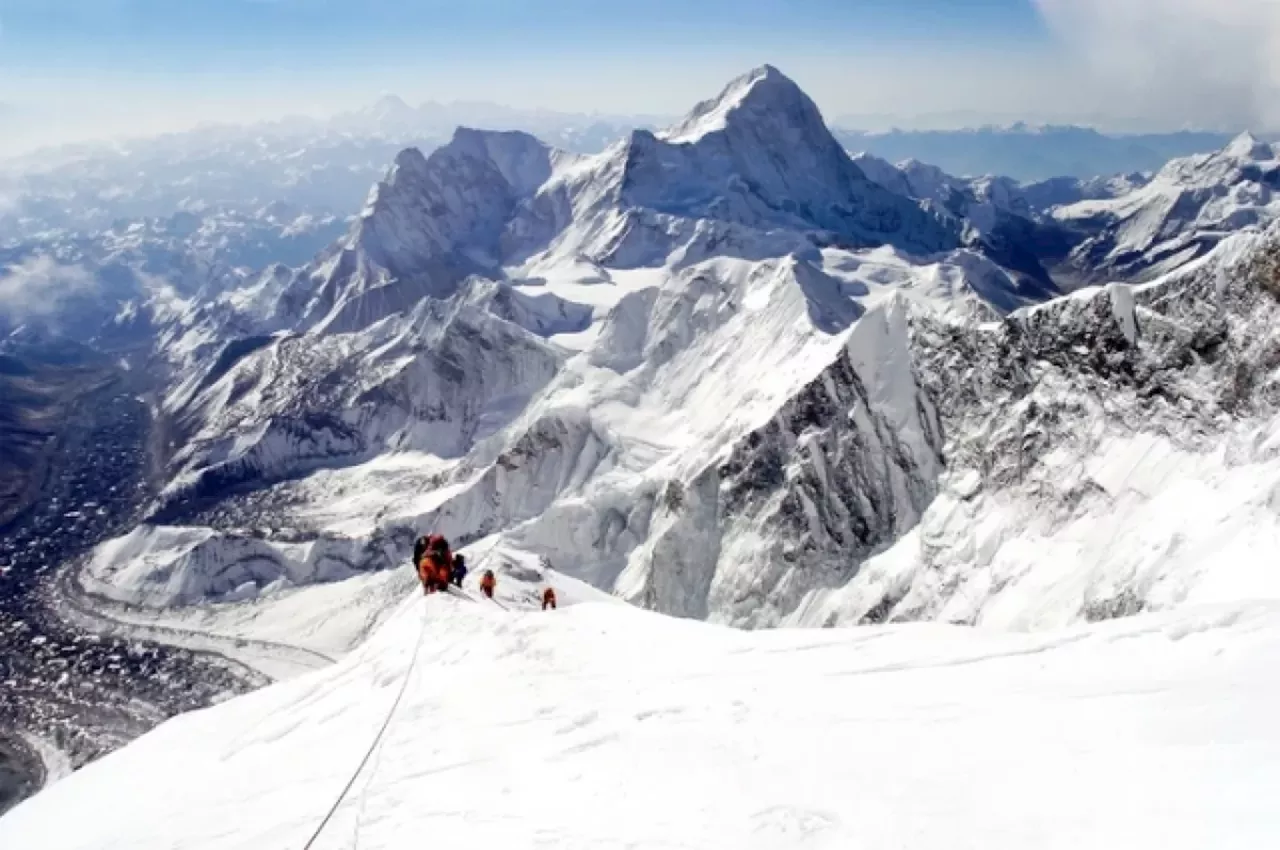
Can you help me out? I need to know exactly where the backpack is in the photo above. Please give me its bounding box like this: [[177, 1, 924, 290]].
[[412, 535, 430, 565]]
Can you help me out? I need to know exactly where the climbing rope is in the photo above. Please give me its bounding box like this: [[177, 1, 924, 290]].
[[299, 565, 520, 848], [447, 581, 509, 611], [300, 602, 431, 850]]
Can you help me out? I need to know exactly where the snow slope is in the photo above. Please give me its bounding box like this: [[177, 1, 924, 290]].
[[153, 287, 566, 512], [2, 594, 1278, 849]]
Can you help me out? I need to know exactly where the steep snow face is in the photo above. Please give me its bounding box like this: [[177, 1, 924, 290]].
[[790, 227, 1280, 630], [617, 296, 944, 624], [1055, 132, 1280, 281], [3, 596, 1279, 849]]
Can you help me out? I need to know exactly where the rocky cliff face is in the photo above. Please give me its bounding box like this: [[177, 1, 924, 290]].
[[790, 228, 1280, 629]]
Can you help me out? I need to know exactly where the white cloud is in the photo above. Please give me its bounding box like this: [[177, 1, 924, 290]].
[[1035, 0, 1280, 130], [0, 255, 95, 321]]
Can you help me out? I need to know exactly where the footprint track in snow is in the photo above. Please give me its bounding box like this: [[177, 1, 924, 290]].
[[554, 709, 599, 735], [749, 805, 839, 847]]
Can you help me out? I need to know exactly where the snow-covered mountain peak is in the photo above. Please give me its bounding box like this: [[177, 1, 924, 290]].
[[658, 64, 818, 146], [232, 68, 1031, 340], [558, 67, 962, 258], [1054, 133, 1280, 281], [285, 128, 558, 334], [1156, 132, 1279, 188], [445, 126, 553, 196], [388, 144, 428, 173], [363, 147, 433, 210], [368, 93, 415, 121], [1223, 130, 1273, 161]]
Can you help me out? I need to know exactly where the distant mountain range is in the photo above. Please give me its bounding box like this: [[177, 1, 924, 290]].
[[5, 94, 1266, 186], [832, 124, 1250, 182]]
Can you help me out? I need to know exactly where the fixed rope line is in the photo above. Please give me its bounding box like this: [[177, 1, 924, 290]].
[[301, 602, 430, 850], [450, 582, 509, 611]]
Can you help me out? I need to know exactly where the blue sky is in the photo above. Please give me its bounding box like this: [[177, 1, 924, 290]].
[[2, 0, 1046, 69], [0, 0, 1274, 148]]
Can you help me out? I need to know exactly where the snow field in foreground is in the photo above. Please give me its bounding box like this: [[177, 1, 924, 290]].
[[2, 593, 1278, 850]]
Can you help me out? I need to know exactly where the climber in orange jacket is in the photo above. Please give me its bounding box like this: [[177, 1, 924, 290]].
[[417, 554, 436, 594], [479, 569, 497, 599], [542, 587, 557, 610]]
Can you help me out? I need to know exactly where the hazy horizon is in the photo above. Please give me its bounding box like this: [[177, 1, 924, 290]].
[[3, 0, 1279, 156]]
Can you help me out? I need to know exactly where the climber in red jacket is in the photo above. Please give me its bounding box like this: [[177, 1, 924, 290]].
[[417, 534, 453, 594]]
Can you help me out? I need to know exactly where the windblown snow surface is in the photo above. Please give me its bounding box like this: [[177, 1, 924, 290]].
[[2, 592, 1278, 849]]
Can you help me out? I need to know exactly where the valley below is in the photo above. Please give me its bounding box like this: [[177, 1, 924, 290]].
[[0, 354, 258, 813]]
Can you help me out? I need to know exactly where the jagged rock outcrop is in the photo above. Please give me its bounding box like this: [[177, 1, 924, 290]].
[[617, 297, 944, 626], [789, 227, 1280, 630]]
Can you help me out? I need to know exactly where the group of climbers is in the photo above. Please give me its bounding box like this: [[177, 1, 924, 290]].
[[411, 533, 505, 602], [413, 533, 462, 594]]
